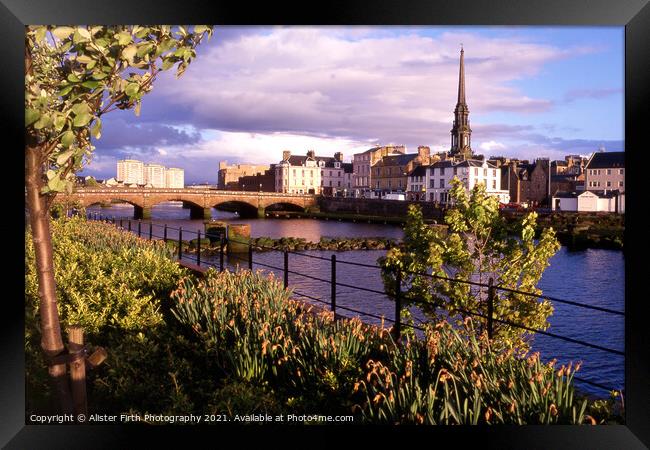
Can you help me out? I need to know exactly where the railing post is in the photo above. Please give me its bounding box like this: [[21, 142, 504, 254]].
[[120, 218, 123, 229], [178, 227, 183, 261], [128, 219, 131, 232], [331, 254, 337, 315], [248, 242, 253, 271], [487, 277, 495, 340], [394, 267, 402, 342], [219, 233, 225, 272], [197, 230, 201, 266], [163, 224, 168, 243], [137, 220, 141, 238], [283, 250, 289, 289], [149, 222, 153, 240]]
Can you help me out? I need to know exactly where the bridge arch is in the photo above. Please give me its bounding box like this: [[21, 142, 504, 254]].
[[211, 200, 260, 218]]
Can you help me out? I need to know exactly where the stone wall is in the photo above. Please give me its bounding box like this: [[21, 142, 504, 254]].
[[318, 197, 444, 220]]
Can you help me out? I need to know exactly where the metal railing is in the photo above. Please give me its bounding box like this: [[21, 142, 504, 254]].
[[85, 211, 624, 394]]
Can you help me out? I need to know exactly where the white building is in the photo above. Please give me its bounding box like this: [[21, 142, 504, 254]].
[[144, 163, 166, 188], [165, 168, 185, 188], [275, 150, 330, 194], [552, 190, 624, 213], [116, 159, 144, 185], [408, 159, 510, 204]]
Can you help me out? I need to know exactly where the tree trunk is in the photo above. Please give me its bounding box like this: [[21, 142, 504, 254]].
[[25, 145, 73, 414]]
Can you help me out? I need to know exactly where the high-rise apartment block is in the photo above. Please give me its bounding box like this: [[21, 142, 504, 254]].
[[116, 159, 144, 185], [144, 163, 166, 188], [165, 168, 185, 188]]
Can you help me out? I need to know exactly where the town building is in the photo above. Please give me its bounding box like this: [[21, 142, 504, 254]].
[[372, 147, 432, 193], [238, 165, 276, 192], [275, 150, 330, 194], [321, 152, 352, 196], [165, 167, 185, 188], [552, 189, 624, 213], [116, 159, 144, 185], [410, 159, 509, 205], [144, 163, 166, 188], [218, 161, 270, 190], [352, 145, 406, 193], [584, 151, 625, 193]]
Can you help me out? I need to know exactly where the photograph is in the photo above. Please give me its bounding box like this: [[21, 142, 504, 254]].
[[6, 0, 649, 447]]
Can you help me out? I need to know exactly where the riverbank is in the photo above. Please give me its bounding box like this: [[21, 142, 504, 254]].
[[266, 210, 435, 225]]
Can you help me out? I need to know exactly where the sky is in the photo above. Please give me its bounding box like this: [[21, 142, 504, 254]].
[[81, 26, 625, 184]]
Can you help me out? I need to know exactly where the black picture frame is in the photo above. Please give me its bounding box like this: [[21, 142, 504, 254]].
[[4, 0, 648, 447]]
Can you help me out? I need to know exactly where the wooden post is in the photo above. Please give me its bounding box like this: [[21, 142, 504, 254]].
[[248, 242, 253, 271], [67, 326, 87, 419], [284, 250, 289, 289], [197, 230, 202, 266]]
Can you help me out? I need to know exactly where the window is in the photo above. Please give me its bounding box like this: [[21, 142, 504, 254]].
[[607, 181, 611, 187], [329, 171, 332, 176], [430, 179, 435, 188], [440, 167, 445, 175], [619, 169, 624, 175], [483, 168, 487, 176], [607, 169, 612, 175], [474, 168, 478, 176], [329, 181, 332, 186], [492, 180, 496, 189], [302, 170, 305, 176], [337, 181, 341, 187], [439, 179, 444, 188], [293, 169, 296, 177], [453, 167, 457, 175], [619, 181, 624, 187], [493, 169, 496, 177]]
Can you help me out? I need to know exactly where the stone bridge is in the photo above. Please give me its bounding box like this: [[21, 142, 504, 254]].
[[56, 188, 319, 219]]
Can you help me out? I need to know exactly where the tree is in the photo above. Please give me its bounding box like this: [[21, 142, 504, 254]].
[[379, 177, 561, 352], [25, 25, 213, 413]]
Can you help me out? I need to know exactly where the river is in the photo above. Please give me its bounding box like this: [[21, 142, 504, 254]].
[[87, 201, 625, 398]]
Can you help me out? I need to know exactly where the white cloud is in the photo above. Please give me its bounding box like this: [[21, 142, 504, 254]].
[[479, 140, 507, 152]]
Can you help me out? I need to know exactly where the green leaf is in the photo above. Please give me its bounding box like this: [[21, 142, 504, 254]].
[[61, 130, 75, 147], [47, 174, 67, 192], [90, 117, 102, 139], [73, 28, 91, 44], [136, 43, 154, 57], [91, 71, 108, 80], [161, 58, 176, 71], [122, 44, 137, 62], [73, 112, 93, 128], [116, 31, 132, 46], [25, 109, 40, 127], [58, 85, 74, 97], [135, 27, 150, 39], [82, 80, 100, 89], [46, 169, 56, 180], [53, 115, 67, 132], [67, 73, 81, 83], [34, 114, 52, 130], [52, 26, 75, 40], [35, 26, 47, 42], [71, 102, 91, 116], [76, 55, 94, 64], [56, 149, 75, 165], [125, 83, 140, 97], [193, 25, 209, 34]]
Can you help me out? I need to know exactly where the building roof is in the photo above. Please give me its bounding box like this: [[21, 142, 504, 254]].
[[554, 189, 621, 199], [377, 153, 419, 166], [408, 165, 428, 177], [586, 151, 625, 169], [342, 162, 353, 173], [455, 159, 497, 169], [286, 155, 335, 166]]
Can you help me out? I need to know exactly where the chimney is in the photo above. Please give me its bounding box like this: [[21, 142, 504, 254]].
[[282, 150, 291, 161], [306, 150, 316, 159], [417, 146, 431, 158], [334, 152, 343, 162]]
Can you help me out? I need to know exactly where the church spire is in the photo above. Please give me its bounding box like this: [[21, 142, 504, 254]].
[[449, 45, 472, 160], [457, 45, 466, 105]]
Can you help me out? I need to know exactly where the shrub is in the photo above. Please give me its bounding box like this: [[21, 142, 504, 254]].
[[171, 269, 592, 424]]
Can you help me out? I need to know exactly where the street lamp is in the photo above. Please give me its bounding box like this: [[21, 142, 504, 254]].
[[259, 183, 262, 193]]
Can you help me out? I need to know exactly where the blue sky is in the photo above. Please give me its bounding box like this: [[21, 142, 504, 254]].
[[81, 26, 624, 184]]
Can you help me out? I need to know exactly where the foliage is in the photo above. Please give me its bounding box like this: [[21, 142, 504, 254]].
[[171, 269, 593, 423], [25, 217, 188, 413], [358, 319, 589, 424], [379, 178, 561, 352], [25, 25, 213, 195]]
